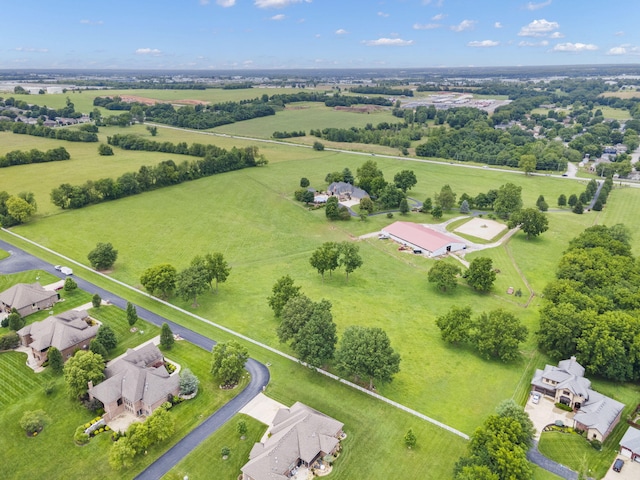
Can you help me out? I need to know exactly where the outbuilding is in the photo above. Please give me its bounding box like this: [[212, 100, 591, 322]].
[[381, 221, 466, 257], [620, 426, 640, 461]]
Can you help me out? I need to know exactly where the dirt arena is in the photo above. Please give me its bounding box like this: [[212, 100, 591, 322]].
[[454, 217, 507, 241]]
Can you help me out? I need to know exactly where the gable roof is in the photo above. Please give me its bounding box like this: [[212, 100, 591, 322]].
[[89, 343, 178, 407], [382, 221, 464, 252], [17, 310, 97, 352], [620, 427, 640, 454], [574, 389, 625, 436], [531, 356, 591, 399], [242, 402, 343, 480], [0, 283, 57, 310], [327, 182, 369, 199]]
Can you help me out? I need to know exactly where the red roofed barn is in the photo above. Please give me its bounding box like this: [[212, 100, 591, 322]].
[[381, 221, 466, 257]]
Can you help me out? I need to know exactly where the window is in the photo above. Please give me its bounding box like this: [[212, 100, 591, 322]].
[[117, 398, 123, 406]]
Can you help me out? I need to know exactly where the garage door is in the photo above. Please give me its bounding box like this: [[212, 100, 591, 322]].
[[635, 455, 640, 463], [620, 447, 632, 458]]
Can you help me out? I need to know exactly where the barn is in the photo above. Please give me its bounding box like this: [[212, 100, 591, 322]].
[[381, 221, 466, 257]]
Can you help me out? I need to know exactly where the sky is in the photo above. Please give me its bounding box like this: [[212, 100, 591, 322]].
[[3, 0, 640, 70]]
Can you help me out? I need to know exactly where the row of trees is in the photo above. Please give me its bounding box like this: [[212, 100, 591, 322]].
[[0, 121, 98, 142], [50, 146, 265, 209], [0, 146, 70, 168], [267, 276, 401, 388], [0, 190, 37, 227], [309, 242, 363, 282], [537, 224, 640, 381], [309, 123, 422, 150], [107, 133, 238, 159], [349, 85, 413, 97], [428, 257, 497, 293]]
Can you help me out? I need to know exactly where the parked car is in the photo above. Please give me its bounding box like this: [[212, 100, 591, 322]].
[[532, 393, 541, 404], [54, 265, 62, 271], [613, 458, 624, 472], [60, 267, 73, 276]]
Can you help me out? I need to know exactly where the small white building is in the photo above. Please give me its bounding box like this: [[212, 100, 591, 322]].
[[381, 221, 466, 257]]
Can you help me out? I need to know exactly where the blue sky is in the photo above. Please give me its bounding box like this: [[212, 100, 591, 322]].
[[3, 0, 640, 70]]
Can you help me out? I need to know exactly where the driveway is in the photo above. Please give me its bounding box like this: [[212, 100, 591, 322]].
[[602, 457, 640, 480], [525, 393, 575, 440]]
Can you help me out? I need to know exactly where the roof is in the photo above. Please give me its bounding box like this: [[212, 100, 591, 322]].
[[327, 181, 369, 199], [531, 356, 591, 399], [0, 283, 58, 311], [242, 402, 343, 480], [382, 221, 464, 252], [17, 310, 97, 352], [620, 427, 640, 454], [89, 343, 178, 407], [574, 390, 625, 436]]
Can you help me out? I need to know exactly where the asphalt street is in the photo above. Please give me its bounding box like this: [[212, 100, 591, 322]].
[[0, 238, 270, 480]]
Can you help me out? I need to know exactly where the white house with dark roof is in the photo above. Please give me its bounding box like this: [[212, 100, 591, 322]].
[[620, 426, 640, 461], [241, 402, 344, 480], [17, 310, 97, 366], [531, 356, 625, 441], [381, 221, 466, 257], [88, 343, 179, 422], [0, 283, 59, 318]]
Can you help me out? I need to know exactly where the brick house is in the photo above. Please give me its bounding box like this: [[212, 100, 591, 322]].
[[0, 283, 59, 318]]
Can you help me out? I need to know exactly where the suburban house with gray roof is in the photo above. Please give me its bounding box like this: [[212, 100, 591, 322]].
[[88, 343, 179, 422], [17, 309, 97, 367], [0, 283, 59, 318], [531, 356, 625, 441], [327, 181, 369, 201], [619, 426, 640, 462], [241, 402, 344, 480]]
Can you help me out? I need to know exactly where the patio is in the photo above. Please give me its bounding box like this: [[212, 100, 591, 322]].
[[107, 412, 143, 433]]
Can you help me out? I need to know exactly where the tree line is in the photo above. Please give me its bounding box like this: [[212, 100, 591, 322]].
[[50, 145, 266, 209], [309, 122, 422, 150], [0, 146, 69, 168], [0, 191, 37, 227], [349, 85, 414, 97], [0, 121, 98, 142], [107, 133, 234, 159]]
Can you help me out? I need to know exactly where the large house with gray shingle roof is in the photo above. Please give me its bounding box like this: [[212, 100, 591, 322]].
[[88, 343, 179, 422], [0, 283, 59, 318], [531, 356, 625, 441], [241, 402, 344, 480], [17, 310, 97, 366]]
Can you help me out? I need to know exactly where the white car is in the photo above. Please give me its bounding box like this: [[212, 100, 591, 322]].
[[532, 393, 541, 404], [54, 265, 62, 271]]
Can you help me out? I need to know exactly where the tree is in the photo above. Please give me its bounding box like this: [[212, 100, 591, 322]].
[[436, 306, 473, 344], [48, 346, 63, 374], [338, 242, 363, 281], [495, 399, 535, 447], [519, 154, 537, 175], [399, 197, 409, 215], [179, 368, 200, 395], [19, 410, 49, 435], [431, 205, 443, 219], [146, 125, 158, 136], [5, 196, 35, 224], [64, 277, 77, 291], [300, 177, 310, 188], [96, 324, 118, 351], [204, 252, 231, 292], [211, 341, 249, 386], [160, 323, 175, 350], [536, 195, 549, 212], [471, 309, 528, 361], [87, 242, 118, 270], [508, 208, 549, 239], [98, 144, 114, 156], [126, 301, 138, 326], [558, 194, 567, 207], [493, 183, 522, 219], [140, 263, 177, 299], [464, 257, 496, 292], [573, 201, 584, 214], [146, 405, 175, 444], [568, 193, 578, 207], [92, 293, 102, 308], [404, 428, 417, 449], [237, 420, 248, 439], [359, 196, 375, 214], [63, 350, 105, 399], [325, 196, 340, 220], [421, 197, 432, 213], [89, 339, 109, 359], [109, 438, 136, 470], [309, 242, 339, 281], [393, 170, 417, 192], [313, 141, 325, 151], [428, 262, 461, 292], [460, 200, 470, 214], [435, 184, 456, 211], [8, 310, 24, 331], [176, 264, 209, 307], [342, 167, 355, 184], [267, 275, 301, 318], [335, 326, 401, 390]]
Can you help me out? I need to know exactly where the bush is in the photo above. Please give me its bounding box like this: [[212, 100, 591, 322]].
[[43, 381, 56, 396], [221, 446, 230, 458], [92, 293, 102, 308], [64, 277, 77, 291], [0, 332, 20, 350], [590, 439, 602, 450], [555, 402, 573, 412], [312, 141, 325, 151], [386, 212, 394, 218], [74, 426, 90, 445], [19, 410, 49, 435]]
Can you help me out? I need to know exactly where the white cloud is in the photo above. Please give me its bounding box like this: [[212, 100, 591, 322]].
[[615, 31, 624, 37], [524, 0, 552, 10], [451, 20, 476, 32], [15, 47, 49, 53], [468, 40, 499, 47], [413, 23, 440, 30], [135, 48, 162, 56], [378, 11, 389, 17], [553, 42, 598, 52], [607, 44, 640, 56], [271, 14, 285, 20], [254, 0, 310, 8], [549, 31, 564, 38], [494, 22, 502, 28], [80, 19, 103, 25], [335, 28, 348, 35], [363, 38, 414, 47], [216, 0, 236, 6], [518, 19, 559, 37], [518, 40, 549, 47], [432, 13, 446, 20]]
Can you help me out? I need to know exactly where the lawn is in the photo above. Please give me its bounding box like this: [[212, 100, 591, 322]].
[[0, 307, 248, 480], [539, 432, 616, 479]]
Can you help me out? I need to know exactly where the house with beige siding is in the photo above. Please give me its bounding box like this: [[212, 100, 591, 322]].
[[0, 283, 59, 318]]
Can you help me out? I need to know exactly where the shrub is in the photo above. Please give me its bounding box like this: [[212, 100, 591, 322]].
[[386, 212, 394, 219], [19, 410, 49, 435], [555, 402, 573, 412], [590, 439, 602, 450], [64, 277, 77, 291], [92, 293, 102, 308], [74, 426, 90, 445], [0, 332, 20, 350], [43, 381, 56, 396], [0, 317, 7, 328], [221, 446, 230, 458]]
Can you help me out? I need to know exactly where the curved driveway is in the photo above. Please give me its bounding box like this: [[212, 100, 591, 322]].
[[0, 238, 269, 480]]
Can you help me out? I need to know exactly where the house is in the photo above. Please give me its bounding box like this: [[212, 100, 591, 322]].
[[241, 402, 344, 480], [0, 283, 59, 318], [619, 426, 640, 462], [88, 343, 179, 422], [531, 356, 624, 441], [17, 310, 98, 366], [327, 182, 369, 201], [381, 221, 466, 257]]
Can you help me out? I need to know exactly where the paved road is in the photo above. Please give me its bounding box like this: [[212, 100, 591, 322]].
[[0, 239, 270, 480]]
